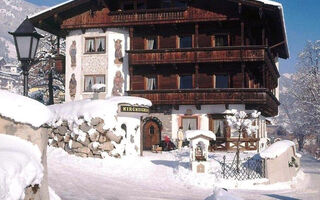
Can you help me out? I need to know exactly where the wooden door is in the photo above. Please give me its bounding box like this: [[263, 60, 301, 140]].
[[143, 121, 161, 150]]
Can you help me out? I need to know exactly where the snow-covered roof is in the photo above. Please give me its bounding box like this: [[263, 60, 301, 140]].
[[186, 130, 216, 140], [0, 90, 52, 127], [260, 140, 296, 159], [28, 0, 76, 19], [0, 134, 43, 200]]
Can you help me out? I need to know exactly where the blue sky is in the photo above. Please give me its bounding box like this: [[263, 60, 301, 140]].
[[26, 0, 320, 74]]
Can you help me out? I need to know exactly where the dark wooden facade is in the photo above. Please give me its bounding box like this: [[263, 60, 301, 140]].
[[30, 0, 288, 151]]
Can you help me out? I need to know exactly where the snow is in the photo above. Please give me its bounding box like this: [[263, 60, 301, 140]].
[[29, 0, 75, 19], [49, 187, 61, 200], [49, 96, 151, 129], [206, 188, 244, 200], [186, 130, 216, 140], [0, 89, 52, 127], [260, 140, 296, 159], [92, 83, 106, 90], [47, 146, 311, 200], [106, 96, 152, 107], [0, 134, 43, 200]]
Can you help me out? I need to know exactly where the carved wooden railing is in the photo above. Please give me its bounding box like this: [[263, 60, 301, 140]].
[[127, 46, 266, 65], [212, 137, 259, 151], [127, 88, 279, 117], [110, 8, 186, 23], [109, 7, 234, 24]]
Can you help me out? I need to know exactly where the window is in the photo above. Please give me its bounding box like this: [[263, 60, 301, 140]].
[[84, 75, 105, 92], [137, 0, 146, 9], [146, 38, 157, 50], [173, 0, 187, 8], [215, 74, 229, 88], [211, 119, 225, 137], [182, 117, 197, 132], [179, 35, 192, 48], [215, 35, 228, 47], [147, 76, 157, 90], [85, 37, 106, 53], [161, 0, 172, 8], [180, 75, 193, 89], [123, 1, 134, 10], [149, 125, 155, 134]]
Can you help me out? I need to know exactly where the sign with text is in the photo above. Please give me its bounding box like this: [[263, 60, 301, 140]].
[[120, 105, 150, 113]]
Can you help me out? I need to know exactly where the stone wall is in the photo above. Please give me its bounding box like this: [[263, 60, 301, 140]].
[[49, 117, 123, 158], [0, 116, 49, 200]]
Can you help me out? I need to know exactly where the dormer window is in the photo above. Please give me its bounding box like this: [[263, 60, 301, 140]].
[[85, 37, 106, 53]]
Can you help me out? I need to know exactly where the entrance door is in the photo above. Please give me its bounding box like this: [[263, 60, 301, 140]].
[[143, 120, 161, 150]]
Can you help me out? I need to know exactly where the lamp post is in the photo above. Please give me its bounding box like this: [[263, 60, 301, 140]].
[[9, 17, 43, 96]]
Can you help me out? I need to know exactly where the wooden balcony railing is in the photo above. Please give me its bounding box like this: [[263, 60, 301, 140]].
[[212, 137, 259, 151], [127, 46, 266, 65], [109, 7, 235, 25], [127, 88, 279, 117], [110, 8, 186, 23]]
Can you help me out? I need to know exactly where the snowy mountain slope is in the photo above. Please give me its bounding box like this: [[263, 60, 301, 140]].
[[0, 0, 45, 61]]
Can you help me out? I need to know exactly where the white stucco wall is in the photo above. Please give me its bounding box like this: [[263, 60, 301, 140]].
[[65, 28, 129, 102]]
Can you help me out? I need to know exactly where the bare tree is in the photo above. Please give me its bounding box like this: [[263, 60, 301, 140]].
[[226, 110, 260, 171], [278, 41, 320, 151], [29, 33, 65, 105]]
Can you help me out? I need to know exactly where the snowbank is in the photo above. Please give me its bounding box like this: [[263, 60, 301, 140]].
[[0, 89, 52, 127], [186, 130, 216, 140], [206, 188, 243, 200], [49, 96, 151, 128], [0, 134, 43, 200], [260, 140, 296, 159]]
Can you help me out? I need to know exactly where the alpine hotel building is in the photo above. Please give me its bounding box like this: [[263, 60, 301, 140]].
[[30, 0, 289, 151]]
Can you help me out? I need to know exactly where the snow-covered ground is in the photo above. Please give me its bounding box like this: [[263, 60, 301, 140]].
[[0, 134, 43, 200], [47, 147, 320, 200]]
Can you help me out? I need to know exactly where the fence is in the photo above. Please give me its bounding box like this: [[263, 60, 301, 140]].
[[218, 155, 265, 180]]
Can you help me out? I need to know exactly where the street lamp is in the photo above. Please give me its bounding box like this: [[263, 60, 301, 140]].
[[9, 17, 43, 96]]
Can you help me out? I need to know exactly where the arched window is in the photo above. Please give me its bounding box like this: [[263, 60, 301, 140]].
[[149, 125, 155, 135]]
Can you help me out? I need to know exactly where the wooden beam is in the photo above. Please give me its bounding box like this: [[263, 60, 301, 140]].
[[195, 63, 199, 89], [241, 63, 246, 88], [194, 23, 199, 48]]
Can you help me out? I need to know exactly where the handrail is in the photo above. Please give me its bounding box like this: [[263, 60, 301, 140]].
[[127, 88, 280, 105], [109, 7, 187, 15], [126, 45, 267, 54]]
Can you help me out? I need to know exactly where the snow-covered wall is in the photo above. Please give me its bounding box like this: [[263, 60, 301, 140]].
[[0, 90, 50, 199], [48, 97, 151, 158]]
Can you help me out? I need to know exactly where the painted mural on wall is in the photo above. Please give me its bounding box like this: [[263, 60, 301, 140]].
[[69, 41, 77, 68], [112, 71, 124, 96], [114, 39, 123, 65], [69, 73, 77, 100]]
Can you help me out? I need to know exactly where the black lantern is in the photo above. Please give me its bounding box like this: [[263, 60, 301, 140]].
[[9, 17, 43, 96]]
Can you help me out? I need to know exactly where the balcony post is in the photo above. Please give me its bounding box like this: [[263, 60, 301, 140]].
[[129, 66, 133, 90], [241, 63, 246, 88], [129, 27, 134, 50], [194, 23, 199, 48], [262, 64, 266, 88], [195, 63, 199, 89]]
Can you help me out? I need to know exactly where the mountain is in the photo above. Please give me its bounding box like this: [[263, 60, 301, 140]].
[[0, 0, 45, 62]]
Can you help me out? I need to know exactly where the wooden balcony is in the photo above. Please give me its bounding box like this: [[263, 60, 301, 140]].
[[127, 88, 279, 117], [109, 7, 237, 25], [127, 46, 266, 65]]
